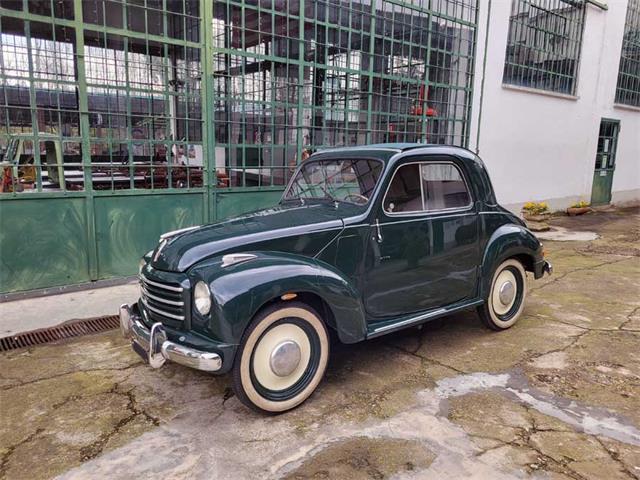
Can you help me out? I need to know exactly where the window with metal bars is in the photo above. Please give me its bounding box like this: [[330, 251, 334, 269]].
[[615, 0, 640, 107], [503, 0, 586, 95], [0, 0, 478, 195], [212, 0, 479, 189]]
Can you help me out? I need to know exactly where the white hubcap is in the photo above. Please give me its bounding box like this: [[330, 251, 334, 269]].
[[252, 323, 310, 391], [492, 269, 518, 316]]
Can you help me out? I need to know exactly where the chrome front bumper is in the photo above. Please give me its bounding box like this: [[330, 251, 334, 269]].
[[119, 304, 222, 372]]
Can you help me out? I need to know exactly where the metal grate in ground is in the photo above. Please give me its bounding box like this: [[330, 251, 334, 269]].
[[0, 315, 120, 352]]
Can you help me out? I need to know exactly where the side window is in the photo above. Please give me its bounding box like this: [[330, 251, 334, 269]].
[[421, 163, 471, 210], [383, 164, 423, 213]]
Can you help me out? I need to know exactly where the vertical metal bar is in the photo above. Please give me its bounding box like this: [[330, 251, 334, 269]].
[[73, 0, 99, 280], [463, 0, 480, 148], [202, 0, 215, 222], [365, 0, 377, 143], [296, 0, 306, 163], [421, 2, 433, 142], [24, 21, 42, 192]]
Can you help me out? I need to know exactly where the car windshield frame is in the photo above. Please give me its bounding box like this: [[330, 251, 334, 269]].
[[282, 157, 384, 206]]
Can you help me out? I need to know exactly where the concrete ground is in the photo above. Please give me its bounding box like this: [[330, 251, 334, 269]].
[[1, 208, 639, 480], [0, 282, 139, 338]]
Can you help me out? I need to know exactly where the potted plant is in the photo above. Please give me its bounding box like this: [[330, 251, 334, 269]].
[[521, 201, 550, 222], [567, 200, 591, 216]]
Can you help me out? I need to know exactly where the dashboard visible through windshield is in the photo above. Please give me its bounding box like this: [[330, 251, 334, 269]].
[[283, 158, 383, 205]]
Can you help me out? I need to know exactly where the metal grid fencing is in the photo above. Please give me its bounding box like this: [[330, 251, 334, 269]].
[[211, 0, 478, 189], [615, 0, 640, 107], [503, 0, 586, 95], [1, 0, 478, 196]]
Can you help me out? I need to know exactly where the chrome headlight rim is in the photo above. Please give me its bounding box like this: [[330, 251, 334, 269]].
[[194, 280, 212, 316], [138, 258, 147, 276]]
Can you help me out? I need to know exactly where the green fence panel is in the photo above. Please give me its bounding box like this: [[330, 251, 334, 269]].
[[0, 197, 90, 292], [215, 190, 283, 220], [94, 193, 205, 278]]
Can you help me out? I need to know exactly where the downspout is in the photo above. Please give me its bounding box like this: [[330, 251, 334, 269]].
[[475, 0, 492, 154]]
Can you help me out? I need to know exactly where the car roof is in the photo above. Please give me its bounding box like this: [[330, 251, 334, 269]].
[[312, 143, 480, 166]]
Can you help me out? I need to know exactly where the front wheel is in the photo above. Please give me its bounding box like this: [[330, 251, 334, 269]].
[[232, 301, 329, 413], [478, 258, 527, 330]]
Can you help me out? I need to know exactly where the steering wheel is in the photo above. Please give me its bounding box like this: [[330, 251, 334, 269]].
[[343, 193, 368, 205]]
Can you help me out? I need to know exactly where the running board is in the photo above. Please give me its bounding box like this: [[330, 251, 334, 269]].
[[366, 298, 484, 339]]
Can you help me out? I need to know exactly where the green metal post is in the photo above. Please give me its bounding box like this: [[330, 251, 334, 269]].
[[73, 0, 99, 280], [202, 0, 216, 222]]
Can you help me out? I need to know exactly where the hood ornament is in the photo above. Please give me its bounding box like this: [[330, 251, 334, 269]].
[[152, 226, 200, 263], [153, 239, 168, 262], [159, 225, 200, 241]]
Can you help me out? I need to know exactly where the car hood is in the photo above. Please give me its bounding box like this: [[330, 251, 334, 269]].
[[151, 202, 356, 272]]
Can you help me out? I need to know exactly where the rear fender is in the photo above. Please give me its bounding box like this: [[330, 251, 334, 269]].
[[480, 224, 542, 297]]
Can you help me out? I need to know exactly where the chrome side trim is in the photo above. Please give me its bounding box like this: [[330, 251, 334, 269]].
[[221, 253, 257, 268], [140, 297, 185, 320], [140, 286, 184, 306], [373, 308, 447, 335], [368, 298, 484, 338], [140, 275, 184, 292]]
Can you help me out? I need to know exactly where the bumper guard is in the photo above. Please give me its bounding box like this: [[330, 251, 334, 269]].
[[119, 304, 222, 372]]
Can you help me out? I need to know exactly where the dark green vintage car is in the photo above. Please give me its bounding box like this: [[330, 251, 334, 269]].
[[120, 144, 552, 413]]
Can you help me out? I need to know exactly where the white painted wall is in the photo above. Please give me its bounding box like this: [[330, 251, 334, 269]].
[[469, 0, 640, 212]]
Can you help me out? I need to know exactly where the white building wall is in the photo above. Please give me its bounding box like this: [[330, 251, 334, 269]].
[[469, 0, 640, 212]]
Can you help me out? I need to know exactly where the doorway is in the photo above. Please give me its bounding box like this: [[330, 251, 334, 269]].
[[590, 119, 620, 206]]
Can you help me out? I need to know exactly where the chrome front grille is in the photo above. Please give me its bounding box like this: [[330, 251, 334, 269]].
[[139, 273, 186, 324]]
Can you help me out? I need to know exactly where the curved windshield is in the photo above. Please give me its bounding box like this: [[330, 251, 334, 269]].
[[283, 158, 383, 205]]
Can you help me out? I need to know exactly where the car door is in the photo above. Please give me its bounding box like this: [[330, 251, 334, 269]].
[[363, 158, 479, 319]]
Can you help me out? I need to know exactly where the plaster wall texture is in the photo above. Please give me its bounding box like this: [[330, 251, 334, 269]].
[[469, 0, 640, 210]]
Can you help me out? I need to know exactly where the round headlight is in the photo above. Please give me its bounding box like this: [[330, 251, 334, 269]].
[[138, 259, 146, 275], [194, 281, 211, 315]]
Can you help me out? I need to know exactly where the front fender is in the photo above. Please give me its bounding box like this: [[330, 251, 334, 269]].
[[189, 251, 367, 349], [480, 224, 542, 297]]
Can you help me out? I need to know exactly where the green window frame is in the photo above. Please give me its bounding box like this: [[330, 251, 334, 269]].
[[503, 0, 586, 95], [615, 0, 640, 107], [0, 0, 479, 197]]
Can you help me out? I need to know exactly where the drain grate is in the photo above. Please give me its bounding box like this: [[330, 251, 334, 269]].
[[0, 315, 120, 352]]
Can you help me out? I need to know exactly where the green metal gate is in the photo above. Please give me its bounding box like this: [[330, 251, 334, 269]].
[[0, 0, 479, 294], [590, 119, 620, 206]]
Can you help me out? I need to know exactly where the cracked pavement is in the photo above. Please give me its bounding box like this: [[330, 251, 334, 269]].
[[1, 208, 639, 479]]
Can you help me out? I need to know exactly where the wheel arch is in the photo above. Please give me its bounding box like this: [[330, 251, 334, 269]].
[[480, 224, 541, 298], [253, 291, 339, 336], [195, 251, 367, 350]]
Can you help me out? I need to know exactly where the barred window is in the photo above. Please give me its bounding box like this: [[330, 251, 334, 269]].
[[615, 0, 640, 107], [503, 0, 586, 95]]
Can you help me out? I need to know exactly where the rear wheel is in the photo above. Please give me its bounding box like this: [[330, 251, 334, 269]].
[[478, 258, 527, 330], [232, 301, 329, 413]]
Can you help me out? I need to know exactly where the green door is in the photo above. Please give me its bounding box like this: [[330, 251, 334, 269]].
[[590, 119, 620, 206]]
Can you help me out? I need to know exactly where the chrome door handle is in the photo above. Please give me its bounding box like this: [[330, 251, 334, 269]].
[[375, 219, 383, 243]]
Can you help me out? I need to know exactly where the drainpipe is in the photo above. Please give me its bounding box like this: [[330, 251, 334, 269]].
[[475, 0, 491, 154]]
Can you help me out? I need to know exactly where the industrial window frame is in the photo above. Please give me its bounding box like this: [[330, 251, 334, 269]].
[[0, 0, 479, 200], [615, 0, 640, 107], [502, 0, 586, 96]]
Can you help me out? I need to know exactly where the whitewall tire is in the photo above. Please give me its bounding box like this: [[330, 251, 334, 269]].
[[478, 258, 527, 330], [232, 302, 329, 413]]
